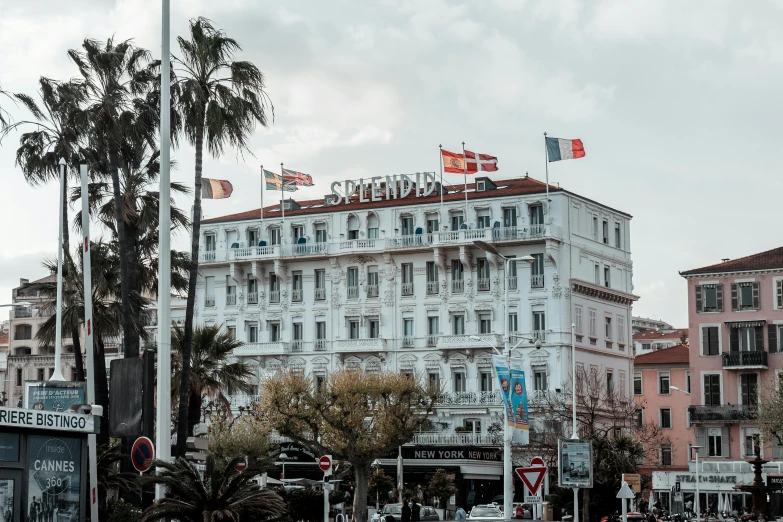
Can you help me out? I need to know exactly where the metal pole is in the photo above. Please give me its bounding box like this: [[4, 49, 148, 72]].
[[155, 0, 172, 501], [574, 489, 579, 522], [50, 160, 66, 381], [438, 145, 444, 226], [462, 142, 469, 226], [504, 257, 512, 522], [280, 162, 285, 244], [571, 323, 577, 439], [695, 449, 700, 520], [324, 471, 330, 522], [544, 132, 550, 219], [80, 164, 99, 522]]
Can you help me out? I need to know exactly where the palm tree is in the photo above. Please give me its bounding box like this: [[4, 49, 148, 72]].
[[5, 77, 88, 379], [68, 37, 157, 359], [171, 324, 253, 437], [96, 442, 141, 518], [172, 17, 273, 457], [37, 241, 123, 444], [0, 81, 39, 132], [141, 455, 287, 522]]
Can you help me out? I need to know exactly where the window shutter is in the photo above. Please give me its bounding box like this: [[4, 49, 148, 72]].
[[709, 327, 719, 355], [731, 283, 738, 311], [696, 428, 706, 449], [752, 281, 760, 310], [730, 328, 739, 352], [755, 326, 764, 352], [716, 284, 724, 311], [702, 327, 709, 355], [770, 324, 779, 354], [695, 285, 703, 312], [721, 427, 730, 457], [777, 280, 783, 309]]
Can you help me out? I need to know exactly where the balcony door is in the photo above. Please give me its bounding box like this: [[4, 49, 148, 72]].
[[741, 374, 758, 406]]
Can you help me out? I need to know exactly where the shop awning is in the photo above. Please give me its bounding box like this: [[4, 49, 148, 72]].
[[725, 320, 766, 328]]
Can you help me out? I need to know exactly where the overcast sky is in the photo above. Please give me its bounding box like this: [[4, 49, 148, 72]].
[[1, 0, 782, 327]]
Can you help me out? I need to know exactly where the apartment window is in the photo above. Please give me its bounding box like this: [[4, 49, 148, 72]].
[[368, 214, 379, 238], [368, 319, 380, 339], [744, 433, 756, 457], [686, 371, 691, 393], [772, 324, 783, 353], [606, 371, 614, 395], [291, 225, 304, 244], [733, 282, 759, 311], [270, 227, 281, 245], [604, 266, 611, 288], [702, 326, 720, 355], [247, 228, 258, 246], [507, 256, 518, 289], [367, 266, 379, 298], [605, 317, 613, 339], [451, 260, 464, 291], [428, 373, 440, 391], [292, 272, 303, 302], [267, 323, 279, 342], [533, 370, 547, 391], [575, 306, 583, 334], [602, 220, 609, 244], [706, 428, 726, 457], [508, 313, 518, 334], [315, 375, 326, 393], [503, 207, 517, 227], [588, 309, 597, 337], [14, 325, 32, 341], [477, 211, 490, 229], [592, 216, 598, 240], [594, 263, 600, 285], [777, 279, 783, 309], [635, 409, 643, 428], [618, 316, 625, 344], [345, 320, 358, 339], [453, 372, 466, 393], [530, 204, 544, 227], [479, 313, 491, 334], [452, 315, 465, 335], [248, 325, 258, 343], [401, 263, 414, 296], [269, 272, 280, 293], [37, 368, 45, 381], [426, 215, 439, 233], [427, 316, 439, 345], [661, 444, 673, 466], [614, 223, 621, 248], [477, 258, 490, 291], [741, 374, 758, 406], [658, 371, 670, 394], [697, 284, 723, 313], [634, 372, 642, 395], [205, 233, 216, 251], [315, 269, 326, 300], [315, 321, 326, 350], [400, 215, 414, 236], [315, 225, 327, 244], [347, 215, 360, 240], [531, 253, 544, 288], [451, 213, 464, 231], [247, 279, 258, 304], [704, 374, 721, 406], [533, 311, 546, 337], [227, 326, 236, 340], [426, 262, 439, 294], [15, 368, 22, 387], [347, 268, 359, 299], [659, 408, 672, 429], [480, 371, 493, 392]]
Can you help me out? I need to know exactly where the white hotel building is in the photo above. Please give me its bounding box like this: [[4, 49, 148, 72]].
[[195, 174, 637, 505]]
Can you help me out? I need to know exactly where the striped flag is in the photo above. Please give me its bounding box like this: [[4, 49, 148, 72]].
[[264, 169, 297, 192], [282, 168, 314, 187], [441, 148, 499, 174], [546, 137, 585, 162], [201, 179, 233, 199]]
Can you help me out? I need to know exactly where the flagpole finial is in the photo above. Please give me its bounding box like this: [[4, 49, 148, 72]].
[[439, 144, 442, 149], [544, 132, 547, 137]]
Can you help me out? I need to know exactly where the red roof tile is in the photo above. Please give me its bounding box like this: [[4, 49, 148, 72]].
[[632, 329, 688, 341], [634, 344, 690, 364], [203, 175, 561, 224], [681, 246, 783, 276]]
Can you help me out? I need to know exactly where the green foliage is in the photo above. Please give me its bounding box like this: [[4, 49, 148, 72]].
[[425, 469, 456, 507], [369, 468, 395, 501], [106, 499, 141, 522]]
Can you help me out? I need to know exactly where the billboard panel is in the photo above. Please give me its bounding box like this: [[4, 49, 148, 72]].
[[558, 439, 593, 488]]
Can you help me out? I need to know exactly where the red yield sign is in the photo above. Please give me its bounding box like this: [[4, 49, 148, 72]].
[[319, 455, 333, 472], [515, 457, 547, 496]]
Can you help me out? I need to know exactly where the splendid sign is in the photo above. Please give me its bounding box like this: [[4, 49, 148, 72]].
[[330, 172, 438, 205]]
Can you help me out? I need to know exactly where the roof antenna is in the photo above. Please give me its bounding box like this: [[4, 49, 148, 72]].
[[525, 172, 529, 178], [721, 258, 729, 263]]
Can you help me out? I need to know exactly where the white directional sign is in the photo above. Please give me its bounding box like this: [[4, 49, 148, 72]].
[[0, 407, 95, 434], [525, 495, 542, 504]]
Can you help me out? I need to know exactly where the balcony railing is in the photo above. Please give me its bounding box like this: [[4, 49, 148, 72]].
[[314, 339, 327, 351], [689, 404, 758, 423], [291, 340, 303, 353], [411, 433, 499, 446], [204, 295, 215, 307], [401, 282, 413, 296], [200, 250, 217, 262], [347, 286, 359, 299], [437, 333, 503, 349], [269, 290, 280, 303], [722, 351, 768, 369], [13, 308, 32, 318], [402, 336, 414, 348], [451, 279, 464, 293], [247, 292, 258, 304], [436, 390, 502, 405], [226, 293, 237, 306], [340, 239, 379, 251], [426, 335, 439, 347], [334, 338, 386, 352], [532, 330, 546, 342], [477, 278, 490, 291], [531, 274, 544, 288], [426, 281, 439, 295], [233, 342, 289, 356], [366, 284, 379, 298], [314, 288, 326, 300], [507, 276, 517, 290], [291, 289, 303, 302], [530, 223, 545, 237]]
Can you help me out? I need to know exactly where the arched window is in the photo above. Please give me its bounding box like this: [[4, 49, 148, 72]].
[[347, 215, 359, 240], [367, 214, 379, 239]]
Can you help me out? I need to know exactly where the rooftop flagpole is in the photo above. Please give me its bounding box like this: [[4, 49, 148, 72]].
[[260, 165, 264, 247], [439, 145, 444, 227], [544, 132, 550, 218], [462, 141, 469, 226]]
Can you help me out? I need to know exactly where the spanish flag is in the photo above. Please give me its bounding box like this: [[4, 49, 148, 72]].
[[201, 179, 233, 199]]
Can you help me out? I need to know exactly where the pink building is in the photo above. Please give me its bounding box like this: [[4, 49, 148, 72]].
[[680, 246, 783, 461], [634, 344, 692, 472]]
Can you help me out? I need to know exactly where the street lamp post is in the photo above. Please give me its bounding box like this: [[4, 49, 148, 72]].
[[373, 459, 382, 510], [280, 452, 289, 481], [473, 241, 534, 522]]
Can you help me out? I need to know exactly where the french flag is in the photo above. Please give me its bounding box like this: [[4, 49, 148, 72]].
[[546, 137, 585, 162]]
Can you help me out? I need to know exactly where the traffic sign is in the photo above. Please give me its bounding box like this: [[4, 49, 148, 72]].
[[131, 436, 154, 473], [525, 495, 542, 504], [236, 457, 248, 472], [622, 473, 641, 493], [319, 455, 333, 472], [515, 466, 547, 495], [531, 456, 545, 467], [616, 481, 634, 500]]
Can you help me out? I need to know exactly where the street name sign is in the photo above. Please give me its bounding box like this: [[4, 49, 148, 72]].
[[0, 406, 95, 433]]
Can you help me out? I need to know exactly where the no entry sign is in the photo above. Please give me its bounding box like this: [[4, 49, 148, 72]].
[[319, 455, 332, 472], [131, 436, 154, 473]]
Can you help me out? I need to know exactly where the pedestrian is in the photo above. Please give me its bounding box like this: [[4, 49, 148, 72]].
[[455, 505, 467, 521], [411, 498, 421, 522], [402, 497, 412, 522], [648, 507, 659, 522]]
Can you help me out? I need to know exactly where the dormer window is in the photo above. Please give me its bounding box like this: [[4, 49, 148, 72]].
[[477, 180, 486, 191]]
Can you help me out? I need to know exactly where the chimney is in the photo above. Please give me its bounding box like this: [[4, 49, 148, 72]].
[[721, 258, 730, 263], [19, 278, 28, 286]]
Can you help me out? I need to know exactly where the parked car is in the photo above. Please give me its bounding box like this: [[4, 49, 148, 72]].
[[469, 504, 504, 520], [372, 503, 439, 522], [420, 505, 440, 521]]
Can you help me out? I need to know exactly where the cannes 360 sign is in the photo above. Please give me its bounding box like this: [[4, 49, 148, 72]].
[[329, 172, 439, 205]]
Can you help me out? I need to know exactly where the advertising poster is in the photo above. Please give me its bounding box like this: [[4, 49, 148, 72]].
[[27, 435, 81, 522], [509, 366, 529, 429], [24, 382, 85, 413], [492, 355, 513, 422], [493, 356, 530, 444], [558, 439, 593, 488]]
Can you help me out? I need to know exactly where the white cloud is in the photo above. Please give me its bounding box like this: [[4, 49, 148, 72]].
[[277, 7, 303, 25]]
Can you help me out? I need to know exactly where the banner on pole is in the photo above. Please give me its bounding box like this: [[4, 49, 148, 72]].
[[493, 355, 529, 444]]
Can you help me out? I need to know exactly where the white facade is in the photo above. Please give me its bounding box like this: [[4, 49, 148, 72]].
[[195, 174, 638, 448]]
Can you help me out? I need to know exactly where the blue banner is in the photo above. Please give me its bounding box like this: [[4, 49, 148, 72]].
[[492, 355, 513, 423], [510, 366, 529, 429]]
